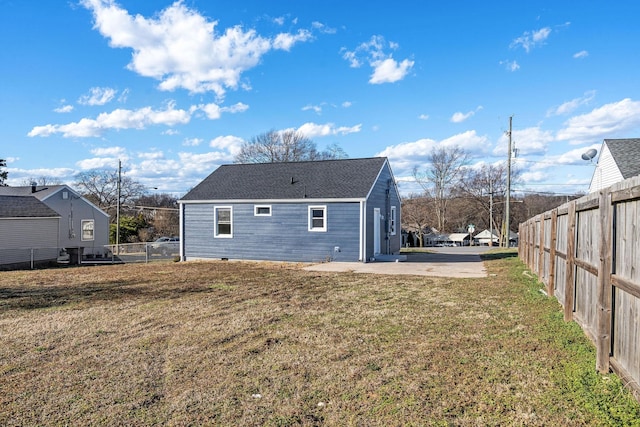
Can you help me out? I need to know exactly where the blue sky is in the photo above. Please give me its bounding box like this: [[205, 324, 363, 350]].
[[2, 0, 640, 197]]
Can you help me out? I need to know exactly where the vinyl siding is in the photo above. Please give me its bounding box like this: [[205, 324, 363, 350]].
[[364, 163, 402, 260], [44, 190, 110, 252], [0, 218, 59, 265], [184, 202, 361, 262]]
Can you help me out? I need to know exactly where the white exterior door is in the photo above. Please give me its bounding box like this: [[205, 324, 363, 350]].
[[374, 208, 381, 255]]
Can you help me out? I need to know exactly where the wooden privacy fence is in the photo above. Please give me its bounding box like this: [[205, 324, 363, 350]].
[[519, 175, 640, 399]]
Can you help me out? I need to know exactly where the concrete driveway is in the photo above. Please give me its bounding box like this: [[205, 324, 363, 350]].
[[303, 246, 492, 278]]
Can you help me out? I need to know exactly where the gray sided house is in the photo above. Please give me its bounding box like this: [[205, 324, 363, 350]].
[[0, 185, 110, 263], [0, 195, 60, 268], [179, 157, 402, 263]]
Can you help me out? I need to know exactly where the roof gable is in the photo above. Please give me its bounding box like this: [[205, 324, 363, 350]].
[[604, 138, 640, 179], [0, 185, 108, 217], [181, 157, 389, 201], [0, 195, 60, 218]]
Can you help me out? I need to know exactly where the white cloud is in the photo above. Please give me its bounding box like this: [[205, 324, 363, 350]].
[[519, 170, 548, 183], [117, 88, 130, 103], [451, 111, 472, 123], [178, 151, 233, 172], [500, 59, 520, 72], [493, 127, 554, 157], [81, 0, 313, 97], [78, 87, 117, 106], [547, 90, 596, 116], [222, 102, 249, 114], [295, 122, 362, 138], [198, 103, 221, 120], [573, 50, 589, 59], [28, 102, 191, 138], [209, 135, 244, 155], [312, 21, 337, 34], [510, 27, 551, 52], [556, 98, 640, 144], [439, 130, 490, 152], [418, 114, 429, 120], [376, 137, 437, 168], [273, 16, 285, 26], [138, 151, 164, 160], [196, 101, 249, 119], [376, 130, 490, 176], [273, 29, 313, 51], [450, 106, 483, 123], [302, 104, 323, 114], [369, 58, 414, 84], [76, 156, 121, 170], [342, 101, 352, 108], [91, 146, 127, 157], [341, 35, 414, 84], [183, 137, 203, 146], [54, 105, 74, 113]]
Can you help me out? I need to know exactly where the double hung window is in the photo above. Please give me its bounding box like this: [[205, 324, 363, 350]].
[[215, 207, 233, 237], [81, 220, 95, 241], [308, 206, 327, 232]]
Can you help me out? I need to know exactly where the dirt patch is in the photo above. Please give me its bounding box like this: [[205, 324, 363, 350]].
[[303, 251, 487, 278]]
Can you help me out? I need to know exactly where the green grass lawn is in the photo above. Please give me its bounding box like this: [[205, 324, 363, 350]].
[[1, 250, 639, 426]]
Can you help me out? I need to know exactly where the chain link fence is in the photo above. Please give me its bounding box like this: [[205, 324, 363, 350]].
[[0, 242, 180, 271]]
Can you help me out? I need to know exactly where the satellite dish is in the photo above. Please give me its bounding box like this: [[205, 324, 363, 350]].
[[581, 148, 597, 161]]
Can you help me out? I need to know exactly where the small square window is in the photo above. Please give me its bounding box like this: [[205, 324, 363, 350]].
[[254, 205, 272, 216], [308, 206, 326, 232]]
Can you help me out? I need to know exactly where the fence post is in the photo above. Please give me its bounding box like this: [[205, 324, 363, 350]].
[[596, 188, 613, 373], [564, 201, 577, 322], [548, 209, 558, 298], [538, 214, 545, 282]]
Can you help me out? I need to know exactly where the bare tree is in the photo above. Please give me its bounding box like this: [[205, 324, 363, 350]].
[[74, 169, 146, 216], [21, 176, 62, 186], [401, 195, 432, 247], [413, 146, 469, 232], [234, 130, 348, 163], [133, 193, 180, 239], [0, 159, 7, 186], [456, 164, 508, 232]]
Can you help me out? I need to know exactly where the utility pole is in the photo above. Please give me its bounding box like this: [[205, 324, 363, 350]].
[[116, 160, 121, 255], [503, 116, 512, 248], [489, 180, 493, 247]]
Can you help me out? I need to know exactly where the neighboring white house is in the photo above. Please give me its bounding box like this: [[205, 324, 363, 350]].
[[474, 229, 518, 246], [0, 184, 110, 265], [448, 233, 471, 246], [588, 138, 640, 193]]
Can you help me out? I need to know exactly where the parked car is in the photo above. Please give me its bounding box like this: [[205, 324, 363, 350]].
[[149, 237, 179, 256]]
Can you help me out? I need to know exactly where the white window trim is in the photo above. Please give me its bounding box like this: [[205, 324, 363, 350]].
[[214, 206, 233, 238], [308, 205, 327, 232], [81, 219, 95, 241], [390, 206, 397, 236], [254, 205, 272, 216]]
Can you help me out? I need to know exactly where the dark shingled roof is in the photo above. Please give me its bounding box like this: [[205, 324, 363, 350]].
[[181, 157, 388, 201], [0, 185, 66, 200], [0, 195, 60, 218], [605, 138, 640, 179]]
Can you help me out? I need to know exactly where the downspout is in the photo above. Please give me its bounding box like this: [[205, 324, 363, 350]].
[[179, 203, 185, 261], [385, 179, 391, 254], [359, 200, 366, 262]]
